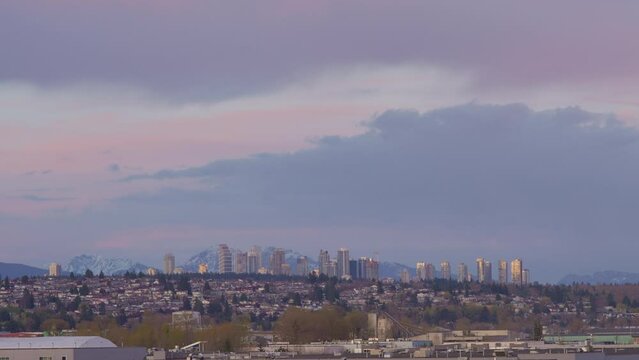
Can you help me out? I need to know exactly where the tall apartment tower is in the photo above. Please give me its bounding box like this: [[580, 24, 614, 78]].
[[366, 258, 380, 280], [511, 258, 523, 285], [522, 269, 530, 285], [217, 244, 232, 274], [296, 256, 309, 276], [425, 263, 435, 281], [247, 246, 261, 274], [163, 253, 175, 274], [457, 263, 469, 282], [457, 263, 470, 282], [349, 260, 358, 279], [49, 262, 62, 277], [270, 248, 286, 275], [498, 259, 508, 284], [476, 257, 492, 283], [235, 251, 248, 274], [400, 269, 410, 284], [485, 261, 493, 283], [319, 249, 331, 275], [336, 248, 350, 278], [416, 262, 426, 281], [358, 257, 369, 279], [440, 261, 451, 280]]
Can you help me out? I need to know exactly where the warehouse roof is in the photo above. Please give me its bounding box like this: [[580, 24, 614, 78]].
[[0, 336, 117, 349]]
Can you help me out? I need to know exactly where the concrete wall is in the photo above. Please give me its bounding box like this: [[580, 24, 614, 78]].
[[75, 347, 147, 360], [0, 348, 74, 360]]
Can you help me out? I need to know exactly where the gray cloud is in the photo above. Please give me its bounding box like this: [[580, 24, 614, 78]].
[[112, 104, 639, 281], [107, 163, 120, 173], [19, 194, 74, 202], [2, 1, 639, 99]]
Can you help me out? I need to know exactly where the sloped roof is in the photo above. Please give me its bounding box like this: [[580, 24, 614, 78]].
[[0, 336, 117, 349]]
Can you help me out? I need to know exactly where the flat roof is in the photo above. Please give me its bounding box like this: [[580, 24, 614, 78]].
[[0, 336, 117, 349]]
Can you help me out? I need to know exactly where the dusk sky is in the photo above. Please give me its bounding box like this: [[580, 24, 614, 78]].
[[3, 1, 639, 282]]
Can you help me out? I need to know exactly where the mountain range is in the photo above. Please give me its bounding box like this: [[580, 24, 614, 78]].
[[6, 252, 637, 284], [558, 271, 639, 285], [0, 262, 47, 278], [63, 254, 149, 276]]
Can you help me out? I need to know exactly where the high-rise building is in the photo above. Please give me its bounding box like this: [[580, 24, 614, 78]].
[[163, 253, 175, 274], [416, 262, 426, 280], [498, 259, 508, 284], [217, 244, 232, 274], [366, 258, 379, 280], [425, 263, 435, 281], [358, 257, 369, 279], [49, 262, 61, 277], [400, 269, 410, 283], [248, 246, 261, 274], [336, 248, 350, 279], [349, 260, 358, 279], [457, 263, 468, 282], [296, 256, 309, 276], [281, 263, 292, 276], [476, 257, 492, 283], [511, 258, 523, 285], [198, 263, 208, 274], [235, 252, 248, 274], [440, 261, 451, 280], [270, 248, 286, 275], [522, 269, 530, 285], [319, 249, 331, 275], [327, 260, 337, 277]]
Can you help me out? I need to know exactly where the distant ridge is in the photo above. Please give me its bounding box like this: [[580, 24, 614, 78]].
[[558, 271, 639, 285], [0, 262, 46, 278], [64, 255, 148, 275]]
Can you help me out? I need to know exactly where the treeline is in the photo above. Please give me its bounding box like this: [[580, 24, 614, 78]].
[[76, 315, 247, 352], [274, 306, 369, 344]]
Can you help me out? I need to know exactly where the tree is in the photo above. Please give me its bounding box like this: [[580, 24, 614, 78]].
[[20, 289, 35, 309], [533, 319, 543, 340], [98, 302, 106, 316], [193, 299, 205, 314], [85, 269, 94, 278], [181, 297, 192, 311], [79, 303, 94, 322], [68, 296, 82, 311], [79, 284, 90, 296], [98, 271, 105, 279], [115, 309, 128, 326]]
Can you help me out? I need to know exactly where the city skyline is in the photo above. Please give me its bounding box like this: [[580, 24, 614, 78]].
[[5, 1, 639, 283]]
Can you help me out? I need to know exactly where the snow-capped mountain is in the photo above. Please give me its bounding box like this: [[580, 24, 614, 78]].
[[379, 262, 414, 279], [181, 247, 218, 273], [64, 255, 148, 275]]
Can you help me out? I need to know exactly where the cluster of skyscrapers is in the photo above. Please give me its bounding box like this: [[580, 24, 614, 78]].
[[318, 248, 380, 280], [407, 258, 530, 285], [160, 246, 379, 280]]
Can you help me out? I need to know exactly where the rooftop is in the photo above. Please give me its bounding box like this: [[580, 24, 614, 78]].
[[0, 336, 117, 349]]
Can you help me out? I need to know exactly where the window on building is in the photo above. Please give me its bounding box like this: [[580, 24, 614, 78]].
[[38, 357, 52, 360]]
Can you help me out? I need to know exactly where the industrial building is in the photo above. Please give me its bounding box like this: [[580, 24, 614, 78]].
[[0, 336, 145, 360]]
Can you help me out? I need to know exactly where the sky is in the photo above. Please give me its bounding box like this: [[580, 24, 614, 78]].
[[3, 1, 639, 282]]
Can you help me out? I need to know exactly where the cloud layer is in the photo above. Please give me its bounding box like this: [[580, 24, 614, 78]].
[[2, 1, 639, 99], [80, 104, 636, 280]]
